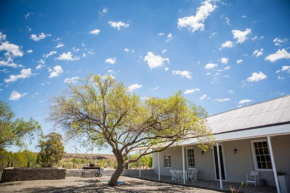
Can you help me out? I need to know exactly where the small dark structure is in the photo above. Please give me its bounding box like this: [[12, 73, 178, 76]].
[[82, 166, 102, 177]]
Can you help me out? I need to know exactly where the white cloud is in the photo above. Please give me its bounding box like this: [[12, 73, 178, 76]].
[[0, 32, 7, 41], [223, 65, 231, 71], [158, 33, 164, 36], [225, 17, 230, 25], [30, 33, 48, 41], [200, 94, 207, 100], [36, 64, 45, 70], [184, 88, 200, 94], [0, 41, 24, 57], [90, 29, 101, 35], [9, 91, 27, 101], [265, 49, 290, 62], [64, 77, 79, 84], [237, 59, 243, 64], [276, 66, 290, 74], [278, 76, 285, 80], [165, 67, 169, 71], [4, 68, 32, 83], [107, 69, 115, 74], [247, 71, 267, 82], [72, 47, 80, 52], [55, 43, 64, 48], [99, 8, 108, 17], [232, 28, 251, 43], [105, 58, 116, 64], [27, 49, 33, 53], [144, 52, 170, 69], [124, 48, 130, 52], [150, 86, 159, 91], [162, 49, 167, 54], [102, 8, 108, 14], [37, 59, 45, 64], [44, 51, 57, 58], [216, 98, 230, 102], [273, 38, 288, 46], [166, 33, 173, 42], [108, 21, 129, 30], [205, 63, 217, 70], [242, 15, 246, 18], [253, 48, 263, 57], [177, 0, 217, 32], [239, 99, 253, 104], [49, 65, 63, 78], [228, 90, 235, 94], [25, 12, 33, 19], [209, 32, 217, 39], [127, 84, 142, 92], [220, 57, 229, 64], [83, 53, 86, 57], [56, 52, 80, 61], [221, 41, 234, 48], [172, 70, 192, 79]]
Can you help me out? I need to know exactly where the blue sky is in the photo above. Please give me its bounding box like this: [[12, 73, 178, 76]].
[[1, 0, 290, 154]]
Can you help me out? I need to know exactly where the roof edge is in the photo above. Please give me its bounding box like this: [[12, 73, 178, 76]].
[[207, 94, 290, 118]]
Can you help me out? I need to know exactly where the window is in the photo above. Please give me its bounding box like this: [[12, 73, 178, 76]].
[[164, 155, 171, 168], [187, 149, 195, 168], [251, 140, 272, 170]]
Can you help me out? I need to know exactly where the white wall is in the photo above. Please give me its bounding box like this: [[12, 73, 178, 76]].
[[153, 134, 290, 187]]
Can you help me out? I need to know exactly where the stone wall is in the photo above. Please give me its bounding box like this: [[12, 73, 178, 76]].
[[1, 167, 66, 182]]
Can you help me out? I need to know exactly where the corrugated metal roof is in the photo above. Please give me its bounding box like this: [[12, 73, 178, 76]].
[[177, 124, 290, 146], [206, 95, 290, 134]]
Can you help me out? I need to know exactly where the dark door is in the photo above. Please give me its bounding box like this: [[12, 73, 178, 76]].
[[214, 145, 226, 180]]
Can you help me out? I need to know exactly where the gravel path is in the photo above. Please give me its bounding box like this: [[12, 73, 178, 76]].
[[0, 176, 223, 193]]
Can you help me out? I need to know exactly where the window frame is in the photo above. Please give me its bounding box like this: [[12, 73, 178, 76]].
[[250, 139, 273, 172], [186, 147, 195, 169], [164, 155, 171, 168]]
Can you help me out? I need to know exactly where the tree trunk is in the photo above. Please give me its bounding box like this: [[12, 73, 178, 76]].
[[108, 152, 125, 186]]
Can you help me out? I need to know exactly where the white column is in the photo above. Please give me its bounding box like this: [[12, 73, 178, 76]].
[[216, 143, 223, 190], [267, 136, 281, 193], [182, 146, 186, 184], [139, 151, 141, 178], [158, 152, 161, 181]]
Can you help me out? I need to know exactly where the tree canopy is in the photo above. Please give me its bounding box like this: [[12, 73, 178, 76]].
[[0, 100, 42, 151], [37, 132, 65, 166], [48, 74, 213, 185]]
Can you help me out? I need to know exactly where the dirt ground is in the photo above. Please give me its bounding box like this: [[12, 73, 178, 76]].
[[0, 176, 224, 193]]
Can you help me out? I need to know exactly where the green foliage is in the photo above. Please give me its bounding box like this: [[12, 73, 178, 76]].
[[37, 132, 65, 166], [0, 100, 42, 150], [127, 154, 152, 169], [48, 74, 213, 184]]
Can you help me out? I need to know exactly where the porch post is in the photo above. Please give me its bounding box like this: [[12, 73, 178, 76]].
[[139, 150, 141, 178], [158, 152, 161, 181], [267, 136, 281, 193], [182, 146, 186, 184], [216, 143, 223, 190]]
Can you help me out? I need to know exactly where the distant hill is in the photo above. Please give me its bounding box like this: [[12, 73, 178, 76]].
[[63, 153, 115, 160]]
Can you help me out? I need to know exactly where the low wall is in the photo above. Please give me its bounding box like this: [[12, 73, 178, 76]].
[[66, 169, 115, 177], [122, 169, 155, 177], [66, 169, 154, 178], [1, 167, 66, 182]]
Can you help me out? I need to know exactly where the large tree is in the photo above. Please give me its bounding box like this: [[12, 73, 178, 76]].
[[0, 100, 42, 151], [37, 132, 65, 166], [48, 75, 213, 185]]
